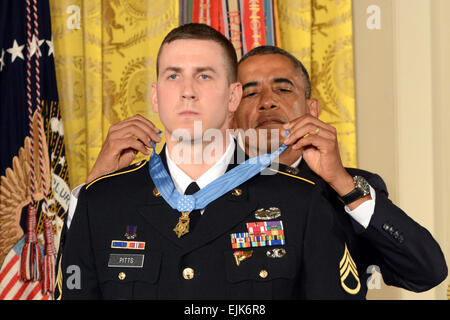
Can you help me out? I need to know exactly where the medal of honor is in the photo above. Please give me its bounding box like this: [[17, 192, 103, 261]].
[[148, 134, 288, 238], [173, 211, 191, 238]]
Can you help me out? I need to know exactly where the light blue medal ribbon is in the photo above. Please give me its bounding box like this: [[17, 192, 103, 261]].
[[149, 133, 288, 213]]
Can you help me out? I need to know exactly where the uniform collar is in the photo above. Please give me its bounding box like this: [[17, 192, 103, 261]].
[[165, 135, 236, 194]]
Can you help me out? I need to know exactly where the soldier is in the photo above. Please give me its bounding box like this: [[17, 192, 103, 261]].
[[60, 23, 364, 299]]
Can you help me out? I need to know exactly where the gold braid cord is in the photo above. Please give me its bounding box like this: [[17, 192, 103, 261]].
[[0, 111, 50, 266]]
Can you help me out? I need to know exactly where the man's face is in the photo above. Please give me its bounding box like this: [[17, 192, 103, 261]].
[[235, 54, 317, 151], [152, 39, 241, 142]]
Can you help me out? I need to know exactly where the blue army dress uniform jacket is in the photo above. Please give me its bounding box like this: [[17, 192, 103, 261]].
[[60, 147, 365, 300], [285, 160, 448, 296]]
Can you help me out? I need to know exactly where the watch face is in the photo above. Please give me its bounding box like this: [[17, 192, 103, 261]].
[[354, 176, 370, 196]]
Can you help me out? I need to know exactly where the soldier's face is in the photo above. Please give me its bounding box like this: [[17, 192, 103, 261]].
[[152, 39, 241, 142], [235, 54, 315, 150]]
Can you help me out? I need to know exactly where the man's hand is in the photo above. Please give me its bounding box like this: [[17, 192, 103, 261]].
[[283, 114, 370, 208], [86, 114, 161, 184]]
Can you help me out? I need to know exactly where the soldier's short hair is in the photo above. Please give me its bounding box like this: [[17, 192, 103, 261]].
[[156, 23, 238, 83]]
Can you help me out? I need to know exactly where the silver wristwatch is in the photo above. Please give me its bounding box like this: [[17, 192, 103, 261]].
[[339, 175, 371, 205]]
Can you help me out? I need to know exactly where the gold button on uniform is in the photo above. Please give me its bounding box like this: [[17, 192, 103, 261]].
[[118, 272, 126, 280], [182, 267, 194, 280], [259, 269, 268, 279]]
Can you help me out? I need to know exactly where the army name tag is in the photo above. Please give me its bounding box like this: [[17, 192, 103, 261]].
[[108, 254, 144, 268]]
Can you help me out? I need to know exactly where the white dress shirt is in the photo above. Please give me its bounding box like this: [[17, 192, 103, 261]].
[[66, 136, 375, 229], [165, 137, 235, 198], [165, 136, 235, 214], [290, 155, 376, 228], [66, 137, 235, 228]]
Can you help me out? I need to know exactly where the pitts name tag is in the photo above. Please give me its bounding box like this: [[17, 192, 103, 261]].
[[108, 254, 144, 268]]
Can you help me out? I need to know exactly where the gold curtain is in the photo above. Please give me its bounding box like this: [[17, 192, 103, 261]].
[[276, 0, 357, 167], [49, 0, 178, 188], [50, 0, 356, 188]]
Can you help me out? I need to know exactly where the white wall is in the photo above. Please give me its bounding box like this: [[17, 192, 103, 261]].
[[353, 0, 449, 300]]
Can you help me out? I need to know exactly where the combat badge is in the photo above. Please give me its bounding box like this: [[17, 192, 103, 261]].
[[254, 207, 281, 220], [266, 248, 286, 258], [339, 243, 361, 295], [233, 250, 253, 266]]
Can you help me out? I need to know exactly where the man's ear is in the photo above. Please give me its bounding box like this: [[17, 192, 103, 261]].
[[151, 83, 158, 113], [228, 82, 242, 113], [306, 98, 321, 118]]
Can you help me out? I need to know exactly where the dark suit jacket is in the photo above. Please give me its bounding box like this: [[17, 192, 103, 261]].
[[60, 148, 366, 300], [287, 160, 448, 295]]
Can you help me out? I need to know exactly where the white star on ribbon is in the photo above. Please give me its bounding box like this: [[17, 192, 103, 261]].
[[6, 40, 25, 63], [29, 35, 44, 58], [0, 49, 5, 72], [58, 156, 65, 166], [46, 36, 54, 56]]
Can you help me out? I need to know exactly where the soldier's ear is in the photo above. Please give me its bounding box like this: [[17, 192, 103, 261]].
[[228, 82, 242, 113], [306, 98, 321, 118]]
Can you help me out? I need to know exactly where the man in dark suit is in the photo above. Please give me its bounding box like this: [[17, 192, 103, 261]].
[[233, 45, 447, 295], [60, 24, 364, 299], [61, 38, 447, 298]]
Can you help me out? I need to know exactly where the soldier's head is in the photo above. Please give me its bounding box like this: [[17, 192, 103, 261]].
[[156, 23, 238, 83], [151, 23, 242, 144]]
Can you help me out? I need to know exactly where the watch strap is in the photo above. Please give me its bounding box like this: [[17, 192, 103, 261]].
[[339, 176, 370, 205], [340, 188, 365, 205]]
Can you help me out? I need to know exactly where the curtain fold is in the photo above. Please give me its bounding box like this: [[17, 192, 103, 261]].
[[49, 0, 178, 187], [277, 0, 357, 167], [50, 0, 355, 187]]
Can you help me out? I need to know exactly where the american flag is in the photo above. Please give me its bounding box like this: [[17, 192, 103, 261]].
[[0, 0, 69, 300], [0, 238, 49, 300]]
